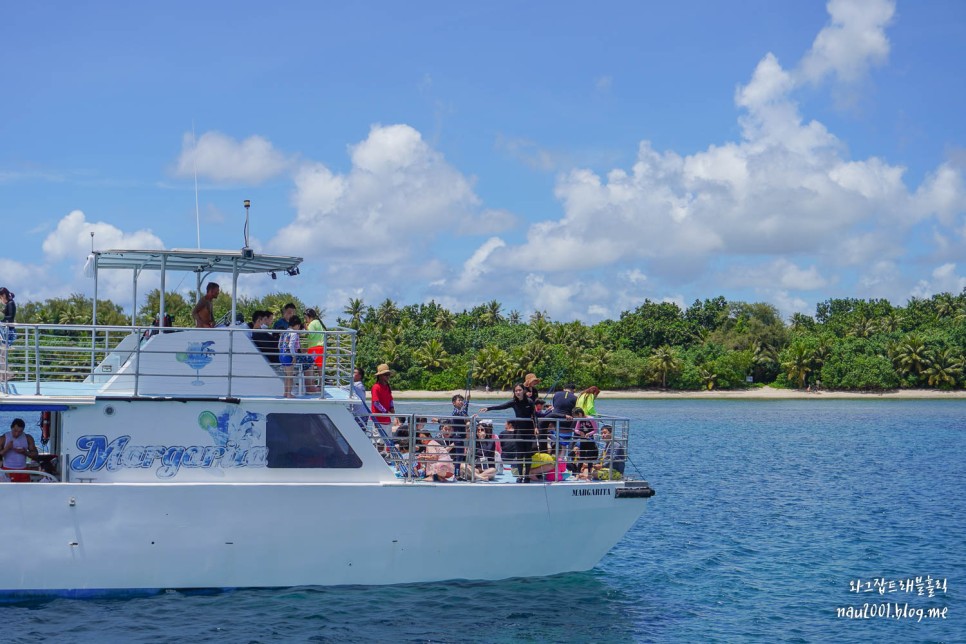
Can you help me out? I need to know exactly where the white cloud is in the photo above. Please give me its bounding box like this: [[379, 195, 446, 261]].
[[621, 269, 647, 285], [453, 237, 507, 292], [175, 131, 291, 184], [272, 124, 480, 269], [774, 259, 828, 290], [455, 0, 964, 317], [524, 274, 581, 321], [798, 0, 894, 85], [457, 208, 517, 236], [724, 259, 828, 291], [42, 210, 163, 261], [911, 263, 966, 299]]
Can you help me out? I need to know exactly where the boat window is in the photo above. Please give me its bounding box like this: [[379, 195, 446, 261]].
[[265, 413, 362, 469]]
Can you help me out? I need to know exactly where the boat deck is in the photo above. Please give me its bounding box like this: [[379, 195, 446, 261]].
[[1, 322, 356, 401]]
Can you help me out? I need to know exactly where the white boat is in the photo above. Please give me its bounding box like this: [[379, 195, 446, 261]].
[[0, 248, 654, 597]]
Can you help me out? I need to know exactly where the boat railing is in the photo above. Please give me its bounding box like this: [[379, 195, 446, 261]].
[[0, 321, 357, 399], [0, 469, 59, 483], [362, 413, 631, 483]]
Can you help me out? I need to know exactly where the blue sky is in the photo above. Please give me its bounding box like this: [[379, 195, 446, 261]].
[[2, 0, 965, 323]]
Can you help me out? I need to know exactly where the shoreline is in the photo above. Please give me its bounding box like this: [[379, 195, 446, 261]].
[[392, 386, 966, 400]]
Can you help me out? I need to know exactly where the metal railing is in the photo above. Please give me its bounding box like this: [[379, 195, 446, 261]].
[[357, 412, 632, 483], [0, 322, 357, 399]]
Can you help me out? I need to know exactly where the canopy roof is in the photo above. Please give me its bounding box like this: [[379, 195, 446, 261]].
[[90, 248, 302, 275]]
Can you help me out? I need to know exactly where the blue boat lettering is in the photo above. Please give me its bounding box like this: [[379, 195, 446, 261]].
[[71, 435, 267, 478], [71, 435, 130, 471]]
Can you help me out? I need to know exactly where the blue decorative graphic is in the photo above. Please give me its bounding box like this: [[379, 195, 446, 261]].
[[176, 340, 215, 385], [198, 407, 263, 451]]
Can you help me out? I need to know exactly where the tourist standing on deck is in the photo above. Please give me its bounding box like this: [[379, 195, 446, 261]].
[[274, 303, 296, 331], [371, 364, 395, 429], [191, 282, 220, 328], [576, 386, 600, 416], [479, 383, 536, 477], [351, 366, 369, 431], [0, 418, 38, 482], [0, 287, 16, 361], [0, 287, 16, 331], [522, 373, 541, 404], [550, 382, 578, 417], [278, 316, 309, 398], [303, 308, 324, 393]]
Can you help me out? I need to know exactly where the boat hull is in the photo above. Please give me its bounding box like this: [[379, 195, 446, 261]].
[[1, 480, 648, 595]]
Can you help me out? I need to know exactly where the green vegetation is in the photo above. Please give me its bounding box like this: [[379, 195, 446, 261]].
[[16, 290, 966, 392]]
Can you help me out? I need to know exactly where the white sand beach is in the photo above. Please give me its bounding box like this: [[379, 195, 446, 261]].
[[392, 386, 966, 400]]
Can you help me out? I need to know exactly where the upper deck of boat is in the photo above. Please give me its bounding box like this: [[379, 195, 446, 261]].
[[0, 247, 360, 402], [0, 323, 357, 402]]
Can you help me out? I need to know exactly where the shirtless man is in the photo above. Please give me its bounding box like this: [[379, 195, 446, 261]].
[[191, 282, 220, 328], [0, 418, 38, 482]]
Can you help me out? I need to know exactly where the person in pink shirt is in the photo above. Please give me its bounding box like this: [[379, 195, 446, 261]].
[[417, 428, 454, 481]]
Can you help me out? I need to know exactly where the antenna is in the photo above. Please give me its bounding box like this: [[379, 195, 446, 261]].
[[242, 200, 253, 258], [193, 122, 201, 249]]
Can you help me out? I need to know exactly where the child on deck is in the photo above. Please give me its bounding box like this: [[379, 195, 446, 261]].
[[278, 316, 308, 398]]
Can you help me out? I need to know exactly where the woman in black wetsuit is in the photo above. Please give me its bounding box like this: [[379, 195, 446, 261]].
[[479, 383, 536, 479]]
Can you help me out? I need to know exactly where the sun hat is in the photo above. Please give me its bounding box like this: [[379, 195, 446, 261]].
[[524, 373, 541, 386], [376, 363, 392, 377]]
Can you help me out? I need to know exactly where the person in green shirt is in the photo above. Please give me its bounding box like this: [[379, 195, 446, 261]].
[[575, 386, 600, 416], [304, 308, 325, 394]]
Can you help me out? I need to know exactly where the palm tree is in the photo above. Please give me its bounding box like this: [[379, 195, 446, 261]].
[[893, 334, 928, 380], [379, 337, 401, 366], [789, 312, 815, 332], [529, 310, 549, 324], [480, 300, 503, 326], [934, 293, 955, 320], [782, 343, 813, 390], [433, 308, 455, 332], [376, 298, 399, 326], [507, 310, 522, 325], [877, 311, 904, 334], [530, 317, 552, 343], [416, 338, 449, 372], [648, 345, 682, 389], [699, 364, 718, 391], [586, 345, 611, 382], [474, 345, 513, 389], [508, 341, 544, 382], [849, 314, 876, 339], [343, 298, 365, 330], [922, 348, 963, 388], [750, 339, 777, 383], [550, 323, 572, 346]]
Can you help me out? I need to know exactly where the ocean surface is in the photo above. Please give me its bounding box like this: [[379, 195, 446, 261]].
[[3, 399, 964, 643]]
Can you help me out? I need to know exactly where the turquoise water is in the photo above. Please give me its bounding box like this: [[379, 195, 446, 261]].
[[3, 399, 964, 642]]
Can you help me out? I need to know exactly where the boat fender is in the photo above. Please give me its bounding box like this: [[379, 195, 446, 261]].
[[40, 411, 52, 446]]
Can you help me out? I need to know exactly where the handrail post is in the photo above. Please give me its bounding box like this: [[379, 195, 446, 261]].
[[133, 327, 142, 396], [227, 327, 234, 398], [33, 327, 41, 395], [467, 416, 478, 478]]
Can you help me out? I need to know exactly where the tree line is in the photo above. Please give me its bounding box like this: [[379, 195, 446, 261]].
[[15, 289, 966, 392]]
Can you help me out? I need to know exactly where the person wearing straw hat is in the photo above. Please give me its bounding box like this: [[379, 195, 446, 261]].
[[371, 363, 395, 427], [522, 373, 541, 404]]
